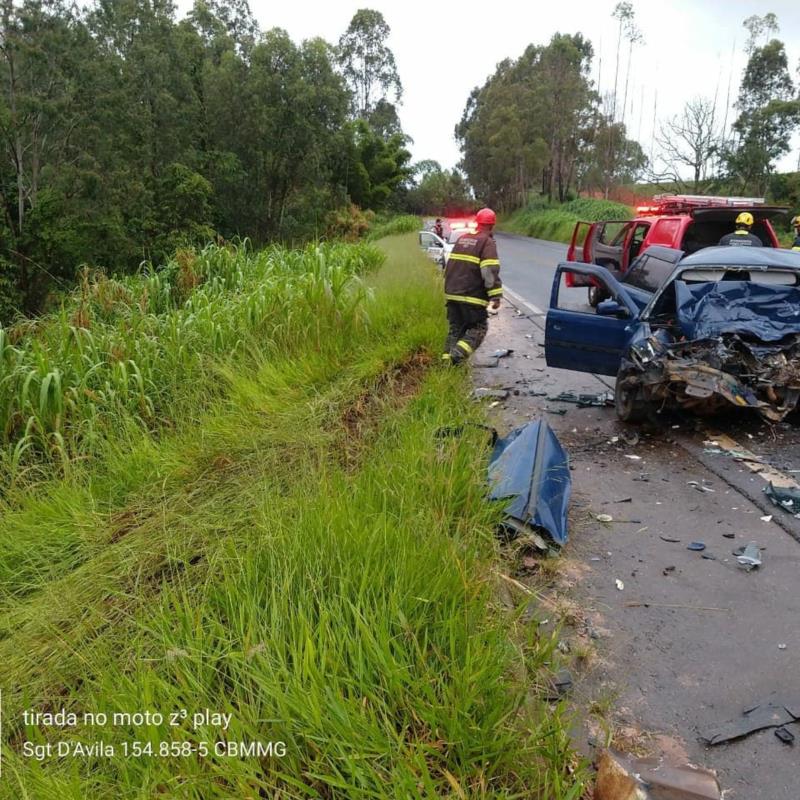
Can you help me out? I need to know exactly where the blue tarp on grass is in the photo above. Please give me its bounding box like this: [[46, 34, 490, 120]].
[[488, 419, 571, 547]]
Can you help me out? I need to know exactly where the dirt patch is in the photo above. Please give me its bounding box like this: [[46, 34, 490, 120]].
[[339, 349, 432, 467]]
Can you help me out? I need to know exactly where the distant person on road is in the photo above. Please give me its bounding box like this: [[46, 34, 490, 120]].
[[718, 212, 762, 247], [791, 216, 800, 251], [442, 207, 502, 365], [433, 218, 444, 239]]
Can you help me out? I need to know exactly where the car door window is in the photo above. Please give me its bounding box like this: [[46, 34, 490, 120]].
[[419, 232, 441, 249], [554, 268, 630, 315]]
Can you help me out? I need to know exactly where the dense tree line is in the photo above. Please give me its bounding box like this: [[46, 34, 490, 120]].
[[0, 1, 411, 315], [455, 32, 645, 210]]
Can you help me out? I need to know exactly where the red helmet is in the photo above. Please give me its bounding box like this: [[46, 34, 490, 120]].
[[475, 207, 496, 225]]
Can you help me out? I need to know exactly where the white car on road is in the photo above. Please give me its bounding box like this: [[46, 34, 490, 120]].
[[418, 224, 474, 267]]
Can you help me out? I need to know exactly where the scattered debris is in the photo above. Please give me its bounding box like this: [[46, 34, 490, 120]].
[[701, 552, 716, 560], [663, 565, 676, 575], [760, 514, 773, 522], [764, 482, 800, 515], [687, 541, 706, 551], [489, 348, 513, 359], [620, 431, 640, 446], [597, 514, 614, 523], [614, 497, 633, 503], [615, 579, 625, 591], [778, 643, 787, 650], [632, 473, 651, 482], [473, 387, 509, 400], [545, 407, 568, 415], [699, 693, 800, 745], [624, 454, 642, 460], [736, 542, 762, 570], [594, 749, 721, 800], [687, 480, 715, 493], [547, 391, 614, 408], [547, 668, 573, 700], [660, 535, 681, 543], [722, 532, 735, 539], [488, 420, 571, 548], [775, 727, 795, 745]]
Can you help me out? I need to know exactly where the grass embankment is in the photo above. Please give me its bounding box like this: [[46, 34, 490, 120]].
[[0, 234, 583, 798], [501, 198, 633, 243], [365, 214, 421, 241]]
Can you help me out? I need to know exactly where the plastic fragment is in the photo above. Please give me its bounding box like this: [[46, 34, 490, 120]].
[[596, 513, 614, 523], [687, 541, 706, 551], [775, 727, 795, 744], [615, 579, 624, 591], [736, 542, 762, 570]]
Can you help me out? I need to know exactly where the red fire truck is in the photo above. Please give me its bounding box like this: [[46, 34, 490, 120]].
[[566, 194, 788, 305]]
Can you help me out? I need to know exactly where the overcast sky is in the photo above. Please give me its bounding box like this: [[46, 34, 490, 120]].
[[178, 0, 800, 175]]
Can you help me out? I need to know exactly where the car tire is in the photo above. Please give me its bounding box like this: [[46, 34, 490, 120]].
[[615, 370, 647, 423], [588, 285, 607, 307]]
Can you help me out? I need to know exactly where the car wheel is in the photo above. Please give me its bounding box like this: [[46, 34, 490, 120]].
[[588, 285, 607, 307], [615, 370, 647, 423]]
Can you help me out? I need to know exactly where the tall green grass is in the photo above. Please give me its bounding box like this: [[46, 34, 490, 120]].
[[0, 234, 584, 798], [0, 241, 382, 488], [502, 197, 632, 243], [366, 214, 421, 241]]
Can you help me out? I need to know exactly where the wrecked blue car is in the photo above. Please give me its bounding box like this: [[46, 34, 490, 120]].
[[544, 246, 800, 422]]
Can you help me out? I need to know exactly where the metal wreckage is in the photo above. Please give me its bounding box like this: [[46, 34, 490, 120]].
[[622, 280, 800, 422]]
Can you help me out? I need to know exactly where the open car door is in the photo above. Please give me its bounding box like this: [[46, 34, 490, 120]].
[[545, 263, 639, 376], [418, 231, 446, 265], [566, 221, 631, 287]]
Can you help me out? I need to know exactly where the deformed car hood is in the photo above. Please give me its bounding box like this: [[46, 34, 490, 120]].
[[675, 280, 800, 342]]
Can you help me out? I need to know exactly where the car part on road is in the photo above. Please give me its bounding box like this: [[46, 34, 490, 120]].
[[736, 541, 762, 570], [764, 481, 800, 515], [687, 541, 706, 551], [698, 694, 800, 745], [487, 419, 571, 548], [594, 749, 721, 800], [548, 390, 614, 407], [775, 726, 795, 745]]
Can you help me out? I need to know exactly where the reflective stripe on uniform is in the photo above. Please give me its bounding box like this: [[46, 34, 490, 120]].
[[793, 246, 800, 251], [456, 340, 473, 354], [480, 258, 500, 267], [487, 287, 503, 297], [441, 353, 452, 361], [444, 293, 489, 307], [448, 253, 481, 264]]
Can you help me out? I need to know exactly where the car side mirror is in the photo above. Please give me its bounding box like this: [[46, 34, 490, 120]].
[[597, 298, 629, 318]]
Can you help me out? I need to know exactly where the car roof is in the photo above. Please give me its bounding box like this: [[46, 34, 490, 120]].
[[678, 246, 800, 268]]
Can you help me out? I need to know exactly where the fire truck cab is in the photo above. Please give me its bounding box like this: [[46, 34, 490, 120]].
[[567, 195, 788, 305]]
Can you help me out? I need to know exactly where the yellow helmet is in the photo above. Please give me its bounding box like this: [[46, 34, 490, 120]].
[[736, 211, 754, 227], [792, 215, 800, 228]]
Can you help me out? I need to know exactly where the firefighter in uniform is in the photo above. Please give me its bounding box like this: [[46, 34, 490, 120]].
[[718, 211, 762, 247], [442, 207, 502, 365], [791, 216, 800, 251]]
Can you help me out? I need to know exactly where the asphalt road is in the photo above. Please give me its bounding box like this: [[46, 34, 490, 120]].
[[483, 229, 800, 799]]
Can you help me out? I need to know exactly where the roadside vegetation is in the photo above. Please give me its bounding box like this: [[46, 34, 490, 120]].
[[0, 234, 584, 799], [502, 198, 632, 243]]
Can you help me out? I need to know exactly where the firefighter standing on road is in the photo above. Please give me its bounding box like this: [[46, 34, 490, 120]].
[[442, 207, 502, 365], [791, 216, 800, 251], [718, 211, 763, 247]]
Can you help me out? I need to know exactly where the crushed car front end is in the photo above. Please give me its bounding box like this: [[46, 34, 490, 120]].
[[623, 250, 800, 421]]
